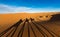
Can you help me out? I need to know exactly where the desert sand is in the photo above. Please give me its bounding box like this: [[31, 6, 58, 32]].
[[0, 12, 60, 37]]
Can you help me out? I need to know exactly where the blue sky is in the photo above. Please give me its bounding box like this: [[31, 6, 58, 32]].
[[0, 0, 60, 13]]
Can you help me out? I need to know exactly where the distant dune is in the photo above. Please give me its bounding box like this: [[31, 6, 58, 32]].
[[0, 12, 60, 25]]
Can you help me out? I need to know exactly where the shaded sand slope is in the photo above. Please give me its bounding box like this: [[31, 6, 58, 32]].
[[49, 14, 60, 21]]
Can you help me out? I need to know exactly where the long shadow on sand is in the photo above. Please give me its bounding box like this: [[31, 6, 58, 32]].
[[0, 14, 60, 37]]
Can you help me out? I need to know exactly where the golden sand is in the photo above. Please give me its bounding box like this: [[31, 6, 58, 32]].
[[0, 12, 59, 25]]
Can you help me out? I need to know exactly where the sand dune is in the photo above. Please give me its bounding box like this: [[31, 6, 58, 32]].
[[0, 12, 60, 24], [0, 12, 60, 37]]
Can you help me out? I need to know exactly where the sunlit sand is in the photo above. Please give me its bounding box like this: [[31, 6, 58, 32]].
[[0, 12, 60, 37], [0, 12, 59, 25]]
